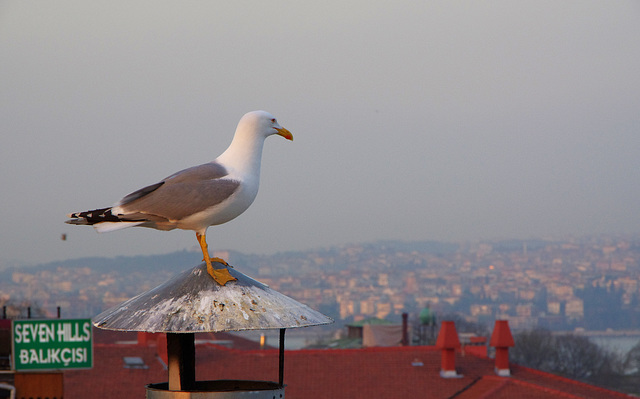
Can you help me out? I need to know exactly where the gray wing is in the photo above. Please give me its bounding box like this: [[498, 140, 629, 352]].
[[161, 161, 229, 184], [115, 162, 240, 221]]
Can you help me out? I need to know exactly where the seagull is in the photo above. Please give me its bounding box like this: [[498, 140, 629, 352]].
[[66, 110, 293, 285]]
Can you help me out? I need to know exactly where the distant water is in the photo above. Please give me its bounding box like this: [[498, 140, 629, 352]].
[[590, 336, 640, 355]]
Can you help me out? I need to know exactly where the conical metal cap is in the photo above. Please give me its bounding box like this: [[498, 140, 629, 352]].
[[93, 263, 333, 333]]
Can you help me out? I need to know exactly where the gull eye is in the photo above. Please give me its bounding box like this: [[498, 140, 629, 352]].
[[271, 118, 276, 123]]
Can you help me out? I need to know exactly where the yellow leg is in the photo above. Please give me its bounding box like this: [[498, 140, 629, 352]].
[[196, 232, 236, 286]]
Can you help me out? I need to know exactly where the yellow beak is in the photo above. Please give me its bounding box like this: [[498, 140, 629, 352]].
[[275, 127, 293, 141]]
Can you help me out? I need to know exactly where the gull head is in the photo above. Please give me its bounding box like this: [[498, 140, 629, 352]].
[[238, 110, 293, 141]]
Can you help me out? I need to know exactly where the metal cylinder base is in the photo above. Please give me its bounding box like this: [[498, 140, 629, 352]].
[[146, 380, 284, 399]]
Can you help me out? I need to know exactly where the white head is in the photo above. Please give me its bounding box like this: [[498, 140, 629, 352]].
[[236, 110, 293, 141], [216, 111, 293, 175]]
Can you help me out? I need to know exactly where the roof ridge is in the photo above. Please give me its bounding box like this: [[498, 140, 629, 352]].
[[472, 376, 509, 399], [511, 364, 632, 398], [482, 375, 597, 399]]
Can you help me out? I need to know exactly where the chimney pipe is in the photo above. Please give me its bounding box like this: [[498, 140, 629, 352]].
[[490, 320, 515, 377], [435, 321, 462, 378], [401, 313, 409, 346]]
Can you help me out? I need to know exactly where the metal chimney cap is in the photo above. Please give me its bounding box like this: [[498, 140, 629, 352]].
[[93, 263, 333, 333]]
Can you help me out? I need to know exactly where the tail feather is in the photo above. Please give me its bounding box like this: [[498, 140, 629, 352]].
[[93, 221, 145, 232], [66, 207, 145, 232]]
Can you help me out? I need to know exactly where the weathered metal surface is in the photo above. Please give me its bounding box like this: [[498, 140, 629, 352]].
[[93, 263, 333, 332], [146, 381, 285, 398]]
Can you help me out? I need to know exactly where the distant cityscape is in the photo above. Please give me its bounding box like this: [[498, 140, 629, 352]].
[[2, 234, 640, 334]]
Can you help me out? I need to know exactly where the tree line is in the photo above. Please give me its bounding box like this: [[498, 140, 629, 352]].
[[511, 328, 640, 395]]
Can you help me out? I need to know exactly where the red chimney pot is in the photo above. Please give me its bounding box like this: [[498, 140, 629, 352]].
[[435, 321, 462, 378], [435, 321, 461, 349], [490, 320, 515, 376]]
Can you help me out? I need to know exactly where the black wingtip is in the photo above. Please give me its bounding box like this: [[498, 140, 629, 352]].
[[65, 207, 119, 225]]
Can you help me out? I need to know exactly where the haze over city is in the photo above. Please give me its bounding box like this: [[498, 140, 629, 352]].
[[1, 1, 639, 266]]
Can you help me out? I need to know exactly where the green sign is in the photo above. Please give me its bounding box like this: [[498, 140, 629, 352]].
[[12, 318, 93, 370]]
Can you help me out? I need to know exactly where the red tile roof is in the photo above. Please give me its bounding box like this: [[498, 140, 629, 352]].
[[65, 343, 166, 399], [63, 328, 631, 399], [65, 344, 631, 399]]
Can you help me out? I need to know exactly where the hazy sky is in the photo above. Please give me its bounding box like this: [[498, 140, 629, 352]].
[[1, 1, 639, 266]]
